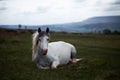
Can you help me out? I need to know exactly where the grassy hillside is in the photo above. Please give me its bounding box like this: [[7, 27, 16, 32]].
[[0, 29, 120, 80]]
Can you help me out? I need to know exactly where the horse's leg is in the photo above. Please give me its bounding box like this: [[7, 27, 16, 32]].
[[37, 64, 50, 69], [51, 60, 60, 69], [40, 67, 50, 69]]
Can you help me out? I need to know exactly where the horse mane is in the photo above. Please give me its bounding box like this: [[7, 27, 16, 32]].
[[32, 31, 39, 61]]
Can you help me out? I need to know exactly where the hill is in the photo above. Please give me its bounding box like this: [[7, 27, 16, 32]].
[[45, 16, 120, 33], [0, 16, 120, 33]]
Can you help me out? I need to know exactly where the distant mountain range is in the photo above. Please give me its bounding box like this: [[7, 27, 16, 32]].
[[0, 16, 120, 33]]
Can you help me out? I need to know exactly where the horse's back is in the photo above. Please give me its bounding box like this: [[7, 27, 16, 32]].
[[48, 41, 75, 64], [49, 41, 74, 47]]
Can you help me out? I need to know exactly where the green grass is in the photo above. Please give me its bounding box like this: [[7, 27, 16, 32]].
[[0, 29, 120, 80]]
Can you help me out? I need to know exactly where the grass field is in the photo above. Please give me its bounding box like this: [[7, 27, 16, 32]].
[[0, 29, 120, 80]]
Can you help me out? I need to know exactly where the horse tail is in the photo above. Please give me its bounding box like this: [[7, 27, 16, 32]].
[[71, 44, 83, 63], [71, 45, 77, 59], [32, 32, 39, 61]]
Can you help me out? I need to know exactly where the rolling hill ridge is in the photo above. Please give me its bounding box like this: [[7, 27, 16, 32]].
[[0, 16, 120, 33]]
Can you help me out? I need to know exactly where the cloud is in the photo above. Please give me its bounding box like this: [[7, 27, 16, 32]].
[[0, 1, 7, 12], [0, 7, 6, 10], [105, 5, 120, 11], [98, 0, 120, 12], [73, 0, 120, 15], [0, 0, 120, 25], [37, 6, 50, 14], [19, 6, 50, 16], [111, 0, 120, 5]]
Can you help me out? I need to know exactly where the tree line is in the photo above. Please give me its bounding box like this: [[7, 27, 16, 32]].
[[18, 24, 120, 35], [18, 24, 27, 30], [103, 29, 120, 35]]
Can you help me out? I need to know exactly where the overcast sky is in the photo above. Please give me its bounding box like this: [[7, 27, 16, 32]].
[[0, 0, 120, 25]]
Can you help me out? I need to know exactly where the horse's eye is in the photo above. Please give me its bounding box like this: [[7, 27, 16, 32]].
[[38, 38, 41, 41]]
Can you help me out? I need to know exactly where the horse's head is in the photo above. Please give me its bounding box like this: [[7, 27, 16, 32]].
[[37, 27, 50, 55]]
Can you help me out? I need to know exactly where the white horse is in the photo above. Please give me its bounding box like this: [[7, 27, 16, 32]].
[[32, 28, 81, 69]]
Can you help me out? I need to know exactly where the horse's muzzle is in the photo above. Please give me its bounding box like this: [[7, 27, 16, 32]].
[[41, 49, 48, 55]]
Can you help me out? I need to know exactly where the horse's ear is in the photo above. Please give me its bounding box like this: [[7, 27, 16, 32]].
[[38, 27, 41, 33], [46, 27, 49, 33]]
